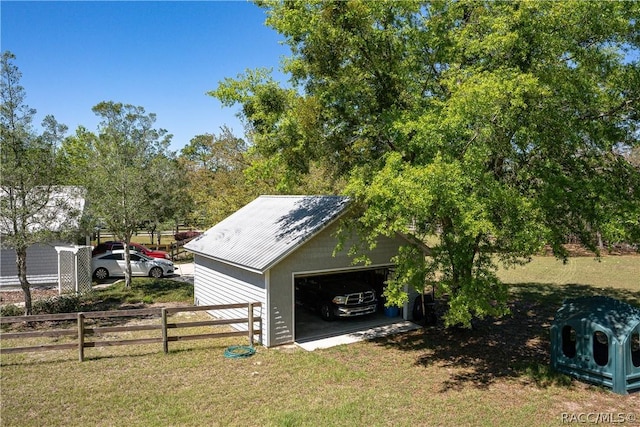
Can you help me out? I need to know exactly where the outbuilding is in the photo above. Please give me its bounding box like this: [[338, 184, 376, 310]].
[[0, 186, 88, 288], [550, 296, 640, 394], [185, 195, 416, 347]]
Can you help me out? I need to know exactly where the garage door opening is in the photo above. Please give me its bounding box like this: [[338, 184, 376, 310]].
[[294, 267, 408, 344]]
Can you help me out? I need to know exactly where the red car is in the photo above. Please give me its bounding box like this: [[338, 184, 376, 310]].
[[92, 241, 171, 260]]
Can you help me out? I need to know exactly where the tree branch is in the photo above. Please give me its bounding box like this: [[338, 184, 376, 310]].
[[395, 230, 433, 256]]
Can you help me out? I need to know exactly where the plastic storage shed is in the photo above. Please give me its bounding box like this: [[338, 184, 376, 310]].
[[550, 296, 640, 394]]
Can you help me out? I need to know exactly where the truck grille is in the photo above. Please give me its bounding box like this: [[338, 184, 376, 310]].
[[345, 291, 376, 305]]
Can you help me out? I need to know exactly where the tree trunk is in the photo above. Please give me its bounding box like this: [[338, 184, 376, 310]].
[[123, 238, 132, 288], [150, 224, 157, 245], [16, 247, 33, 315], [597, 231, 604, 250]]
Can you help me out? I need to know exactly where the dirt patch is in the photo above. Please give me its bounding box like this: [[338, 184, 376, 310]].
[[0, 289, 191, 310], [0, 288, 59, 306]]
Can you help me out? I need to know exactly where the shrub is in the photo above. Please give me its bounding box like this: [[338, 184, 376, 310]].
[[0, 304, 24, 317], [32, 294, 84, 314], [174, 231, 201, 242]]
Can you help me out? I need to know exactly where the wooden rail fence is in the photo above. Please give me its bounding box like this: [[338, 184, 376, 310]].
[[0, 302, 261, 362]]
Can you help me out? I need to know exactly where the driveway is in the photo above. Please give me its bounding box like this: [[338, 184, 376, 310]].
[[294, 306, 421, 350], [171, 262, 194, 284]]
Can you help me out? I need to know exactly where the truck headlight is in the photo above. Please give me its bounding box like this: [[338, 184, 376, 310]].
[[332, 296, 347, 304]]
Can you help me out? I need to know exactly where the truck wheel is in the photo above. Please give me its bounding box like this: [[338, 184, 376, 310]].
[[319, 303, 335, 321]]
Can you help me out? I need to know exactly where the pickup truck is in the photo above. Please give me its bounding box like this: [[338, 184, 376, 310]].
[[295, 277, 378, 321]]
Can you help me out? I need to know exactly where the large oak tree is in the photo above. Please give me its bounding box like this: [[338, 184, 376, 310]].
[[213, 1, 639, 326]]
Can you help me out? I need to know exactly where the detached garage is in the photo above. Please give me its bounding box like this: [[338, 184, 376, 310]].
[[184, 195, 416, 347]]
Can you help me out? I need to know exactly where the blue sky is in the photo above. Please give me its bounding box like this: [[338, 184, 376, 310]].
[[3, 2, 638, 154], [1, 1, 289, 152]]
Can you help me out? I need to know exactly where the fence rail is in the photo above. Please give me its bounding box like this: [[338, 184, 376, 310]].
[[0, 302, 261, 361], [170, 242, 191, 260]]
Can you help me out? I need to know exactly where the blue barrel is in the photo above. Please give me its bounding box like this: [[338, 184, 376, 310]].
[[384, 306, 399, 317]]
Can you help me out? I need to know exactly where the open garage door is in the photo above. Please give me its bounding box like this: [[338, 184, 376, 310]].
[[293, 267, 407, 345]]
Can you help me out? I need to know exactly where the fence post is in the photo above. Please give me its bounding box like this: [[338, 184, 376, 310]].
[[259, 305, 263, 345], [161, 308, 168, 354], [77, 313, 85, 362], [248, 303, 254, 347]]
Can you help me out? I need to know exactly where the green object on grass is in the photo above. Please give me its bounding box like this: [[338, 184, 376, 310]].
[[551, 296, 640, 395], [224, 345, 256, 359]]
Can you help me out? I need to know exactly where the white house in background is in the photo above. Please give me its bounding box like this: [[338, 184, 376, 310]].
[[0, 186, 88, 288], [185, 195, 418, 347]]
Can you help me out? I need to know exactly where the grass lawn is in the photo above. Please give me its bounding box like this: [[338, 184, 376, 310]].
[[1, 256, 639, 426], [498, 255, 639, 293]]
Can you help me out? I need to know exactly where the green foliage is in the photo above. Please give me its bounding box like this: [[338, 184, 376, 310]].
[[0, 304, 23, 317], [0, 51, 82, 315], [56, 126, 95, 186], [1, 52, 73, 250], [178, 128, 257, 227], [142, 153, 192, 241], [59, 101, 177, 287], [212, 1, 640, 327], [211, 69, 344, 194], [32, 295, 83, 315]]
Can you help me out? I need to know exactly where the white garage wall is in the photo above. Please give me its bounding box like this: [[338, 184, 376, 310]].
[[269, 220, 406, 345], [193, 255, 267, 342]]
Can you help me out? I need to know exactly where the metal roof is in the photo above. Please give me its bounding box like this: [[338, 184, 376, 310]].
[[0, 186, 86, 235], [184, 195, 350, 273]]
